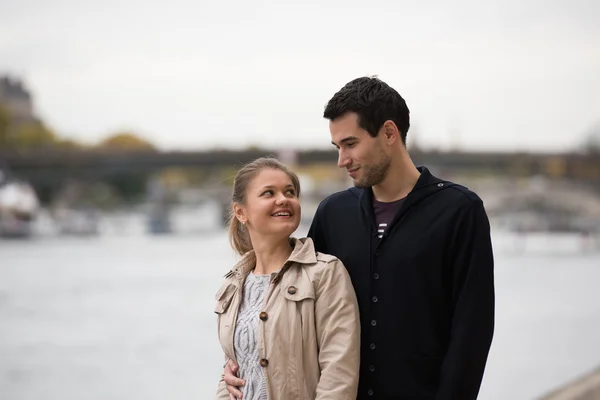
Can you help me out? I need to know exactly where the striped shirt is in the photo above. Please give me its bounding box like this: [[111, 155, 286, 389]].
[[373, 197, 405, 238]]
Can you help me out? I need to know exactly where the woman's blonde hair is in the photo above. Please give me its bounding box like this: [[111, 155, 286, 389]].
[[228, 157, 301, 256]]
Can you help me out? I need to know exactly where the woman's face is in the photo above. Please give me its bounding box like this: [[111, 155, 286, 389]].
[[235, 168, 301, 240]]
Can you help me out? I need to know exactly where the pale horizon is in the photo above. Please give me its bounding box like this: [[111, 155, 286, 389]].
[[1, 0, 599, 153]]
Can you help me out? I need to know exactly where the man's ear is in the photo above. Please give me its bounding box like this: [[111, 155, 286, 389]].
[[382, 120, 400, 144]]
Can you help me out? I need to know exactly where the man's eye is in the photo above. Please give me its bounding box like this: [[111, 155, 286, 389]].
[[347, 142, 356, 148]]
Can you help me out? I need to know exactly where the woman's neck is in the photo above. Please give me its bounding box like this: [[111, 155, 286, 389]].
[[252, 236, 293, 275]]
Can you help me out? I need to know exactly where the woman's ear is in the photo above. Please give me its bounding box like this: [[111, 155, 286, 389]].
[[233, 203, 247, 225]]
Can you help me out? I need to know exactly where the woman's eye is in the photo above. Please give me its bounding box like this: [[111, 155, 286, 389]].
[[262, 190, 273, 195], [286, 189, 296, 195]]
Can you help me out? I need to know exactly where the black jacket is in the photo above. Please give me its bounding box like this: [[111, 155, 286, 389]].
[[307, 166, 495, 400]]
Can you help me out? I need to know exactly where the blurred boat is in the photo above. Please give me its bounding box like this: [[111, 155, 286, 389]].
[[54, 206, 100, 236], [0, 179, 40, 238]]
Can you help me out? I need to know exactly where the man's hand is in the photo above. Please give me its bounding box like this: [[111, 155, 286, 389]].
[[224, 359, 245, 400]]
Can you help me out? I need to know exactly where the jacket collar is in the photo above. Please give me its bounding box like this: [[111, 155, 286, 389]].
[[287, 237, 318, 264], [225, 237, 318, 282], [355, 165, 448, 229]]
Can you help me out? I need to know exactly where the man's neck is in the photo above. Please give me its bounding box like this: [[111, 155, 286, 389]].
[[372, 153, 420, 203], [252, 235, 293, 275]]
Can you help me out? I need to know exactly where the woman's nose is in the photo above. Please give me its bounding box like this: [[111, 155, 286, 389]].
[[275, 193, 288, 204]]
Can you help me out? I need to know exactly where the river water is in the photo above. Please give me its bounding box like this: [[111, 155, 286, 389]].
[[1, 228, 599, 400]]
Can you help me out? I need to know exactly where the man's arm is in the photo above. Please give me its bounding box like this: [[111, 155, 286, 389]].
[[216, 373, 232, 400], [436, 199, 495, 400], [222, 359, 244, 400], [307, 201, 328, 253]]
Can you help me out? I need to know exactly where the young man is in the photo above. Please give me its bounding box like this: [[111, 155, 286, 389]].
[[222, 77, 495, 399]]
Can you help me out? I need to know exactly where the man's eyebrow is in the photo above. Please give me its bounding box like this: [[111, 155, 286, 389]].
[[331, 136, 359, 146]]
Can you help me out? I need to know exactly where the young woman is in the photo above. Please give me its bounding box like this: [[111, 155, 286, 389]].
[[214, 157, 360, 400]]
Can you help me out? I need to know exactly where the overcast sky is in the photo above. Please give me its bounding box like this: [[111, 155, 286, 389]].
[[1, 0, 599, 152]]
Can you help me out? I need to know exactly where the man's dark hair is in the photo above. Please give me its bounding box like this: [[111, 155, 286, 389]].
[[323, 76, 410, 144]]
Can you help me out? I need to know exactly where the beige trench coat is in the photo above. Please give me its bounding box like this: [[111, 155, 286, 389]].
[[214, 237, 360, 400]]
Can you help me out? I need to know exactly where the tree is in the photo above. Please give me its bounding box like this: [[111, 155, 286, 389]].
[[0, 105, 12, 148], [98, 131, 156, 151], [12, 121, 58, 149], [56, 138, 85, 150], [0, 106, 61, 150], [96, 132, 157, 202]]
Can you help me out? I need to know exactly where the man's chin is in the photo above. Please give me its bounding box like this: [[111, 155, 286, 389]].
[[352, 180, 370, 188]]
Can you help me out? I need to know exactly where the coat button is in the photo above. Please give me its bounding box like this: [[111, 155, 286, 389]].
[[372, 296, 378, 303], [370, 343, 376, 350], [437, 182, 444, 187], [368, 389, 374, 396], [369, 365, 375, 372], [371, 320, 377, 326], [287, 286, 297, 295], [259, 312, 268, 321], [259, 358, 269, 367], [372, 273, 379, 280]]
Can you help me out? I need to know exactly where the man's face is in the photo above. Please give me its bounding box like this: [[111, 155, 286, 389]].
[[330, 112, 391, 188]]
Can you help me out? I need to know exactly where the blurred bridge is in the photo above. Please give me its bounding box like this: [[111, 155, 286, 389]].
[[2, 148, 598, 233], [1, 148, 599, 188], [475, 179, 600, 233]]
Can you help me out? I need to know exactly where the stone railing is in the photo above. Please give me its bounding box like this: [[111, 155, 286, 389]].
[[539, 367, 600, 400]]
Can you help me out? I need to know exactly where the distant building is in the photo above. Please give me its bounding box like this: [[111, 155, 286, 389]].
[[0, 75, 38, 124]]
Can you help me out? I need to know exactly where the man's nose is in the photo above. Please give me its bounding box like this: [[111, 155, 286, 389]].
[[337, 149, 350, 168]]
